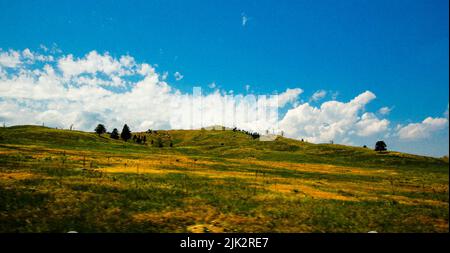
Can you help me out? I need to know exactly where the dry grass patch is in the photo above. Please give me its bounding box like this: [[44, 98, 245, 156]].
[[0, 171, 37, 181], [269, 183, 358, 201], [227, 158, 395, 177]]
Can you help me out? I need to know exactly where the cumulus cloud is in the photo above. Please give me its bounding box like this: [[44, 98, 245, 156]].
[[0, 49, 287, 133], [276, 88, 303, 107], [397, 116, 448, 140], [138, 63, 154, 76], [0, 47, 447, 148], [355, 113, 389, 137], [310, 90, 327, 102], [0, 49, 21, 68], [279, 91, 388, 143], [22, 48, 34, 60], [58, 51, 124, 77], [378, 106, 392, 115]]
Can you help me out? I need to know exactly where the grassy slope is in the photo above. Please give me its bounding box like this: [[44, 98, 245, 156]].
[[0, 125, 448, 232]]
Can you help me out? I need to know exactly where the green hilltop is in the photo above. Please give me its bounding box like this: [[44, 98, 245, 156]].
[[0, 125, 446, 171]]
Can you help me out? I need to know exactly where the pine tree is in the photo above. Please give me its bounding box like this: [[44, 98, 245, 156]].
[[120, 124, 132, 142]]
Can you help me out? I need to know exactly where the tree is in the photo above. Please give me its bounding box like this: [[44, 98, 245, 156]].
[[121, 124, 132, 142], [251, 132, 260, 140], [156, 137, 163, 148], [95, 124, 107, 136], [375, 141, 387, 152], [110, 128, 119, 139]]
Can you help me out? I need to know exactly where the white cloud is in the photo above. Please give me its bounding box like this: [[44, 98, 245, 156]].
[[0, 48, 299, 134], [119, 55, 135, 68], [279, 91, 386, 143], [22, 48, 34, 59], [310, 90, 327, 102], [355, 112, 389, 137], [0, 49, 21, 68], [20, 48, 54, 63], [241, 13, 249, 27], [58, 51, 129, 78], [138, 63, 155, 76], [0, 48, 447, 150], [397, 116, 448, 140], [174, 71, 184, 81], [276, 88, 303, 107], [378, 106, 392, 115]]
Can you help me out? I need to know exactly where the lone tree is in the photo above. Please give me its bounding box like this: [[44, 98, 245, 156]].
[[375, 141, 387, 152], [121, 124, 132, 142], [95, 124, 107, 136], [110, 128, 119, 139]]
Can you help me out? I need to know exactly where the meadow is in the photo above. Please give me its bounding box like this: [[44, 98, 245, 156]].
[[0, 125, 448, 232]]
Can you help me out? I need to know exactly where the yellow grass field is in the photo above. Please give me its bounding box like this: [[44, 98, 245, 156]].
[[0, 126, 448, 232]]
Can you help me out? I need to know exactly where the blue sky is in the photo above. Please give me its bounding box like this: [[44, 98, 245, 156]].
[[0, 0, 448, 156]]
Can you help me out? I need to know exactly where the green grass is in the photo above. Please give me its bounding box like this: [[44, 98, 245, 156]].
[[0, 125, 448, 233]]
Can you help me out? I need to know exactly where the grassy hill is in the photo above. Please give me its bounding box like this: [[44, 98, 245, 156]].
[[0, 125, 448, 232]]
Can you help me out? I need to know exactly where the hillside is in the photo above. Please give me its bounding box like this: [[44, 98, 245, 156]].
[[0, 125, 448, 232]]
